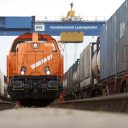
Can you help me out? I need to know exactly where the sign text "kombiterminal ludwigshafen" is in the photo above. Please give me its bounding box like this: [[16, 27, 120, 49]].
[[50, 26, 98, 30]]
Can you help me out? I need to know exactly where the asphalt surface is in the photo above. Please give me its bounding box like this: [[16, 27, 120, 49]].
[[0, 108, 128, 128]]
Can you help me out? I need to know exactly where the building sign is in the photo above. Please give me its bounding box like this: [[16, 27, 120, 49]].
[[35, 21, 105, 36], [0, 16, 105, 36], [49, 25, 97, 30], [35, 22, 45, 31]]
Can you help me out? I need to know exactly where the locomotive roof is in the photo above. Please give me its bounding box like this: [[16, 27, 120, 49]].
[[10, 33, 56, 52]]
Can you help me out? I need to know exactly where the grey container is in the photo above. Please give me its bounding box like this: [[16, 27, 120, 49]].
[[80, 44, 91, 87], [67, 66, 73, 94], [100, 0, 128, 80]]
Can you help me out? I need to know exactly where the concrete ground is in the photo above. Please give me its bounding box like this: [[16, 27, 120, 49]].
[[0, 108, 128, 128]]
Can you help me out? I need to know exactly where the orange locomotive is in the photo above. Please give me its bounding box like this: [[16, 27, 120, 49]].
[[7, 32, 63, 101]]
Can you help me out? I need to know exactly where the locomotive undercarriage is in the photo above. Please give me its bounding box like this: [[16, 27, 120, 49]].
[[65, 71, 128, 101], [64, 84, 103, 101], [7, 76, 63, 100]]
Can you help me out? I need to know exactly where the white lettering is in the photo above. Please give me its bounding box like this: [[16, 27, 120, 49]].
[[31, 54, 52, 69], [50, 25, 98, 30]]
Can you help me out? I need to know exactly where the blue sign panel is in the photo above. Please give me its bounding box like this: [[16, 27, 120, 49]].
[[0, 16, 34, 36], [39, 21, 105, 36], [0, 31, 33, 36], [0, 17, 5, 28], [5, 17, 33, 28], [0, 16, 105, 36]]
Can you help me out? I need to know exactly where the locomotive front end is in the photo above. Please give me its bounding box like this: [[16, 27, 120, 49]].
[[7, 33, 63, 101]]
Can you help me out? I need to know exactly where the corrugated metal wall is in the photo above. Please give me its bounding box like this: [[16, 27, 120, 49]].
[[80, 44, 91, 81], [100, 0, 128, 80], [67, 66, 73, 94]]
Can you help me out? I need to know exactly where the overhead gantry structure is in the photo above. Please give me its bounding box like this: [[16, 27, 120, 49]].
[[0, 3, 106, 42]]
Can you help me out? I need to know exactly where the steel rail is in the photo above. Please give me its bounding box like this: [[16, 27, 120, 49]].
[[50, 94, 128, 113], [0, 101, 15, 110]]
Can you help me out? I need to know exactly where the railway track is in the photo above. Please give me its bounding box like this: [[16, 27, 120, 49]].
[[50, 94, 128, 113], [0, 101, 15, 110]]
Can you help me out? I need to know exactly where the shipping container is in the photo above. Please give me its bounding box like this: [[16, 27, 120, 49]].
[[66, 66, 73, 94], [100, 0, 128, 80], [80, 44, 91, 88], [0, 70, 7, 98], [72, 60, 80, 90], [63, 72, 67, 91]]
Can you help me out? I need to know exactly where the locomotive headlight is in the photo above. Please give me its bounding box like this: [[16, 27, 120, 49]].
[[21, 66, 26, 75], [46, 70, 50, 75], [33, 43, 38, 48], [21, 71, 25, 75], [45, 66, 51, 75]]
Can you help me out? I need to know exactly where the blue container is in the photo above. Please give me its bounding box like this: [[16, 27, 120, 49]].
[[100, 0, 128, 80], [66, 66, 73, 94]]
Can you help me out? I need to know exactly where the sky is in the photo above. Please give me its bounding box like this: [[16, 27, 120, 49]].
[[0, 0, 125, 17], [0, 0, 126, 74]]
